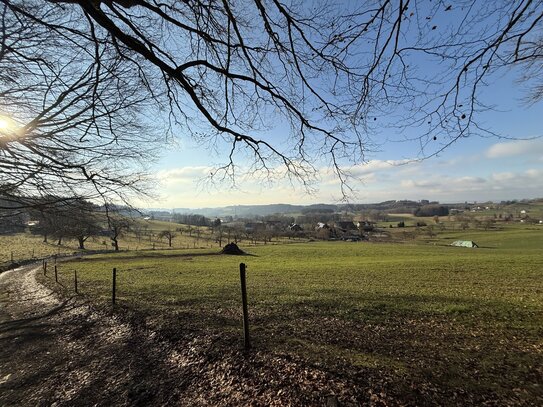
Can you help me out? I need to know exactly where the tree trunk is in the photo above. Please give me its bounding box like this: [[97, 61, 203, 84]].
[[57, 236, 62, 245], [78, 236, 85, 250], [112, 237, 119, 251], [168, 236, 172, 247], [43, 233, 48, 243]]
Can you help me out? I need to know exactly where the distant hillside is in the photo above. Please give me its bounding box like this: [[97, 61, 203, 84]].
[[168, 201, 426, 217], [144, 198, 543, 219], [170, 204, 333, 217]]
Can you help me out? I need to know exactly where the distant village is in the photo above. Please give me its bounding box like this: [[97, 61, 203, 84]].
[[1, 198, 541, 246], [139, 199, 543, 242]]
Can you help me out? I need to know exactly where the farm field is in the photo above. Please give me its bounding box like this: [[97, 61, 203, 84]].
[[0, 219, 306, 268], [42, 224, 543, 405]]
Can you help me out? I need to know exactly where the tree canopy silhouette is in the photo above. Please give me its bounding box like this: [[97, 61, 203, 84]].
[[1, 0, 541, 207]]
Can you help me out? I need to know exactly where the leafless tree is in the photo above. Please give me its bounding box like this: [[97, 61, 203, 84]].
[[61, 201, 102, 249], [1, 0, 542, 203], [158, 229, 176, 247], [109, 216, 130, 251], [0, 1, 160, 210], [29, 197, 100, 247], [517, 34, 543, 104]]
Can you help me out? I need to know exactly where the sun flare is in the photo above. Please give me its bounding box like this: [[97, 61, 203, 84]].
[[0, 115, 18, 135], [0, 118, 9, 130]]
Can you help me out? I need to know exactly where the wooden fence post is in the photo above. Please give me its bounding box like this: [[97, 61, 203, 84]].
[[240, 263, 251, 350], [44, 261, 47, 276], [10, 251, 13, 263], [54, 265, 58, 283], [112, 267, 117, 305], [74, 270, 78, 294]]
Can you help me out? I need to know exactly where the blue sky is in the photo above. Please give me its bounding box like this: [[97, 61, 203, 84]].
[[140, 62, 542, 209], [137, 3, 543, 209]]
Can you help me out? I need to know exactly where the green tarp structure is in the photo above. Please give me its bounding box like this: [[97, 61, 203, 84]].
[[451, 240, 479, 248]]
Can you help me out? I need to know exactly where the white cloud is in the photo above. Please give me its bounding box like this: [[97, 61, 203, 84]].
[[455, 176, 486, 184], [157, 166, 211, 180], [400, 179, 439, 188], [145, 152, 543, 208], [492, 172, 515, 181], [525, 168, 541, 178], [485, 139, 543, 159]]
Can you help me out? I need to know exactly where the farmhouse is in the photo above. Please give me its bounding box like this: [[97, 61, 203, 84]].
[[357, 221, 375, 232], [288, 223, 303, 232], [451, 240, 479, 248]]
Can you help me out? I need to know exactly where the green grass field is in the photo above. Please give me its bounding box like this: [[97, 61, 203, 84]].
[[42, 223, 543, 403], [0, 219, 306, 267]]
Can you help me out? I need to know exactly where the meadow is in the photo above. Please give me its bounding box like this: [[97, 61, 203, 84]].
[[0, 220, 226, 267], [42, 223, 543, 404]]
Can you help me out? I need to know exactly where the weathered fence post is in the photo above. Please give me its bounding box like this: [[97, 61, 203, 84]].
[[74, 270, 78, 294], [239, 263, 251, 350], [44, 261, 47, 276], [54, 265, 58, 283], [112, 267, 117, 305]]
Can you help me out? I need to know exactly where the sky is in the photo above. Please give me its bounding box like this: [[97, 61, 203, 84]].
[[144, 99, 542, 209], [136, 3, 543, 209], [141, 62, 543, 209]]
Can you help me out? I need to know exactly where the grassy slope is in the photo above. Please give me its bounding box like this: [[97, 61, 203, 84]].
[[46, 224, 543, 403], [0, 220, 222, 265]]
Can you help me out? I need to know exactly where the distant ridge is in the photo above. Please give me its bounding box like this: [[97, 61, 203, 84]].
[[148, 201, 425, 217], [169, 204, 336, 217], [143, 197, 542, 218]]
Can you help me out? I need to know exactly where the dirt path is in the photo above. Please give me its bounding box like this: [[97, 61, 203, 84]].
[[0, 265, 186, 406], [0, 264, 374, 406]]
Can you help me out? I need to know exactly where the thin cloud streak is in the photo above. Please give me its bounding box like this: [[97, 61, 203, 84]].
[[485, 139, 543, 158]]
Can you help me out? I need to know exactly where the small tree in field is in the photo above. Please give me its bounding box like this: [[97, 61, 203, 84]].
[[483, 218, 495, 231], [215, 227, 224, 248], [158, 230, 176, 248], [109, 217, 130, 251]]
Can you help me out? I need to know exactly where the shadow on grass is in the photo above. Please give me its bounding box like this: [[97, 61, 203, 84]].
[[72, 251, 258, 264], [114, 290, 542, 404]]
